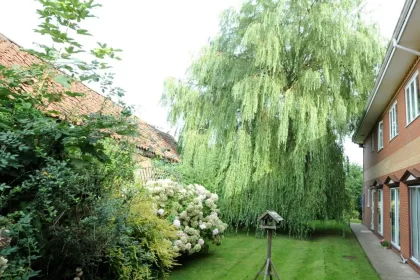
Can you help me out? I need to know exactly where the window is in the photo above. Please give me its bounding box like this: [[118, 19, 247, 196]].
[[389, 102, 398, 140], [371, 133, 375, 152], [391, 188, 400, 249], [411, 186, 420, 263], [405, 71, 419, 125], [378, 121, 383, 150]]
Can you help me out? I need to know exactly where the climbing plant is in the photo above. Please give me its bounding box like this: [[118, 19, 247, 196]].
[[163, 0, 384, 236]]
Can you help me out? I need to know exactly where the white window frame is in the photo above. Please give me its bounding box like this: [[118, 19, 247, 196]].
[[378, 121, 383, 151], [389, 102, 398, 140], [391, 188, 400, 249], [405, 70, 419, 126], [367, 187, 371, 207], [411, 185, 420, 264], [378, 189, 383, 235]]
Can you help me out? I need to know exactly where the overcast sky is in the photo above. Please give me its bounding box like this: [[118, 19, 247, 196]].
[[0, 0, 406, 165]]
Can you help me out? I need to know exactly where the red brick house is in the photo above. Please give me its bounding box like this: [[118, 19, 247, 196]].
[[0, 33, 179, 167], [353, 0, 420, 272]]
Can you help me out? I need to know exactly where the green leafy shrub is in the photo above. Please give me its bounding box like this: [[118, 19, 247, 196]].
[[0, 0, 147, 278], [1, 1, 183, 279], [108, 189, 179, 280], [0, 139, 137, 279], [380, 239, 389, 247]]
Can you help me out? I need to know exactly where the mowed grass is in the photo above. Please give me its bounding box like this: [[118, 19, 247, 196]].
[[169, 222, 378, 280]]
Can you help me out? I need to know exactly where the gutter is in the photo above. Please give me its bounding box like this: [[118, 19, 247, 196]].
[[353, 0, 418, 144]]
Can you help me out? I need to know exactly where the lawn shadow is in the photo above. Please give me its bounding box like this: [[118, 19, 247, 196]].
[[172, 250, 216, 271], [224, 222, 353, 241], [310, 221, 353, 241]]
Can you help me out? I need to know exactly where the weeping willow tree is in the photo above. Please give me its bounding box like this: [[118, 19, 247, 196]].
[[163, 0, 384, 236]]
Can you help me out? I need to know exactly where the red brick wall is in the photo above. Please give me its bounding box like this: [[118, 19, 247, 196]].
[[364, 57, 420, 170], [361, 57, 420, 274], [400, 182, 410, 260], [362, 163, 420, 273], [383, 186, 391, 242]]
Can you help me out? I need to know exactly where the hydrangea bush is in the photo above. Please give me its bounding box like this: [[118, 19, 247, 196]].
[[0, 228, 10, 276], [145, 179, 228, 255]]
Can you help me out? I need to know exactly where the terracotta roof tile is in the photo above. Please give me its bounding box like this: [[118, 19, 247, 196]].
[[0, 33, 179, 161]]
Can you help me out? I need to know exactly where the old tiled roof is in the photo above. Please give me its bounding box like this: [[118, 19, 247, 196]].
[[0, 33, 179, 162]]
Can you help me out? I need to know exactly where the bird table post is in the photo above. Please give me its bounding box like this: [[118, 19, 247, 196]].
[[254, 210, 283, 280]]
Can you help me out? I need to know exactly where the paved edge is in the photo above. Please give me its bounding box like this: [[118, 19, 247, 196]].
[[350, 223, 381, 279], [350, 223, 420, 280]]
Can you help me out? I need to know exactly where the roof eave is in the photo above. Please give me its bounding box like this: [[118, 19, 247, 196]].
[[353, 0, 418, 144]]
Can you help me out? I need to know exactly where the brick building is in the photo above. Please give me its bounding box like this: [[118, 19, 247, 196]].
[[0, 33, 179, 168], [353, 0, 420, 272]]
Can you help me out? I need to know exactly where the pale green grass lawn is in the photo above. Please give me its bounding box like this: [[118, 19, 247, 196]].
[[169, 222, 378, 280]]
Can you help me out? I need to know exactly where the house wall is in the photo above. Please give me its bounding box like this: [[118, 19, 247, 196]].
[[362, 57, 420, 273], [363, 57, 420, 173]]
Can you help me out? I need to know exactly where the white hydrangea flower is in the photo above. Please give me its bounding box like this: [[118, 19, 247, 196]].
[[205, 199, 214, 208], [173, 219, 181, 228], [146, 179, 227, 255]]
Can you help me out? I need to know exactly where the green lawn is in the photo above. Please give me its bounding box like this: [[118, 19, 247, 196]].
[[169, 222, 378, 280]]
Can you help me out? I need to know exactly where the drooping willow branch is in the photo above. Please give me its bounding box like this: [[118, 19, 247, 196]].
[[163, 0, 384, 237]]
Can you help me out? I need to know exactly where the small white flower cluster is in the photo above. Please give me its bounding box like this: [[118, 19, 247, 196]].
[[146, 179, 228, 255], [0, 228, 10, 276]]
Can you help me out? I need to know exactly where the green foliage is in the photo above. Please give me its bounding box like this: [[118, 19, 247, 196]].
[[380, 239, 389, 247], [0, 133, 138, 279], [345, 160, 363, 218], [163, 0, 384, 236], [0, 1, 163, 279], [108, 190, 179, 280], [152, 160, 219, 192]]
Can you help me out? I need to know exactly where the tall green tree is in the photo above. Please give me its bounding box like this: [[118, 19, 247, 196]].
[[345, 161, 364, 218], [163, 0, 383, 236]]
